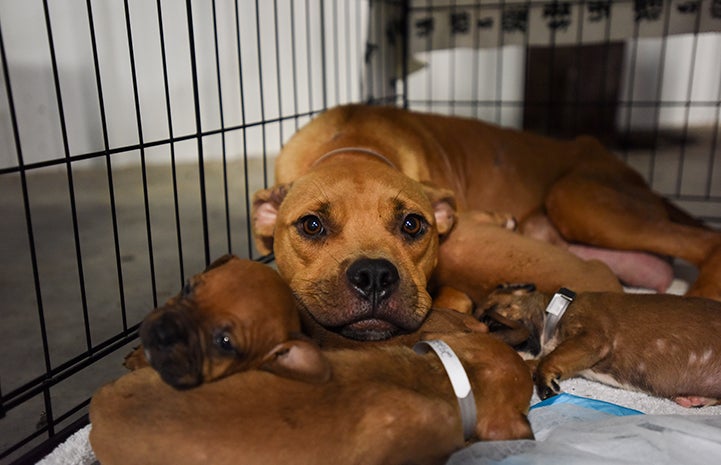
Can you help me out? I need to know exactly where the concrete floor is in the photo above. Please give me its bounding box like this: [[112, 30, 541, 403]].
[[0, 128, 719, 463]]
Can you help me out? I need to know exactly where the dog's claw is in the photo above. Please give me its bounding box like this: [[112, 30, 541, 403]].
[[537, 376, 561, 400]]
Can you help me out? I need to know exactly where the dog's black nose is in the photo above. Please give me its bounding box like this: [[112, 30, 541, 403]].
[[145, 313, 186, 349], [346, 258, 399, 304]]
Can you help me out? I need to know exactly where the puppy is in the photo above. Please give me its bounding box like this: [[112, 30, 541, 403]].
[[90, 326, 534, 465], [478, 284, 721, 407], [124, 254, 315, 389]]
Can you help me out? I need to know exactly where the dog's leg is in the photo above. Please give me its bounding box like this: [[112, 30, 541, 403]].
[[434, 214, 623, 304], [521, 211, 674, 291], [535, 335, 607, 400], [432, 286, 474, 314], [545, 172, 721, 300]]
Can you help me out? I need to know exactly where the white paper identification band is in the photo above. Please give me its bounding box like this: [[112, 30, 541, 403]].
[[542, 287, 576, 345], [413, 339, 477, 441]]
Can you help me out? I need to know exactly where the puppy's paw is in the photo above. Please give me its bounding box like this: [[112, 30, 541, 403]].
[[536, 374, 561, 400], [123, 346, 149, 371]]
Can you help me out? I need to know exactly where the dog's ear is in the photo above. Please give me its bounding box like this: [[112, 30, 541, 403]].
[[482, 310, 532, 347], [260, 339, 332, 384], [204, 254, 237, 272], [251, 184, 290, 255], [421, 182, 457, 236]]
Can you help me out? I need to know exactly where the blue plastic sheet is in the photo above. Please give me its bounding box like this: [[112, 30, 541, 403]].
[[531, 393, 643, 416]]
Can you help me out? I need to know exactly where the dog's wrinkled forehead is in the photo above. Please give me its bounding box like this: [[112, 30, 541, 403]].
[[281, 160, 436, 224]]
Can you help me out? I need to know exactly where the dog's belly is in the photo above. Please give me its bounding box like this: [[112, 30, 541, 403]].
[[578, 369, 643, 393], [580, 347, 721, 401]]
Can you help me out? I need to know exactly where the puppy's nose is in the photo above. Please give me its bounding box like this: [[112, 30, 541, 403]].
[[346, 258, 399, 304], [145, 313, 186, 349]]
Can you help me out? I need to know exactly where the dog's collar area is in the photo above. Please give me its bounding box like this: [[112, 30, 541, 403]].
[[312, 147, 397, 170], [413, 339, 477, 441], [542, 287, 576, 346]]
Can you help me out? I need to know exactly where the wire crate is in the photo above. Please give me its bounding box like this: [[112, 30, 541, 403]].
[[1, 1, 719, 462]]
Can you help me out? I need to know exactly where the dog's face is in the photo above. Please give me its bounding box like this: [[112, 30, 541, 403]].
[[253, 158, 456, 341], [139, 255, 303, 389], [476, 284, 546, 357]]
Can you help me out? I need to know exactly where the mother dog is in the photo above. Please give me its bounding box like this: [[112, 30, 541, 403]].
[[252, 105, 721, 342]]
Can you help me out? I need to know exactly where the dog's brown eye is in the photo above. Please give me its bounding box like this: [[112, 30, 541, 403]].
[[401, 214, 425, 237], [298, 215, 325, 237], [214, 333, 235, 354]]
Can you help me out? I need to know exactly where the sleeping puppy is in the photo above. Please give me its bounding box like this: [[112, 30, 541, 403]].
[[99, 255, 532, 464], [92, 317, 534, 465], [477, 284, 721, 407], [123, 254, 313, 389]]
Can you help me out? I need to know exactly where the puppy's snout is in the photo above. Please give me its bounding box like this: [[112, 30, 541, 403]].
[[143, 313, 187, 349], [346, 258, 399, 303]]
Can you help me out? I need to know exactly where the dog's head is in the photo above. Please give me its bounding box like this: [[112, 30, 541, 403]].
[[252, 157, 456, 342], [139, 255, 330, 389], [475, 283, 546, 358]]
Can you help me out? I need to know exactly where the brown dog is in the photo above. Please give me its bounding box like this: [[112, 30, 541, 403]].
[[96, 254, 532, 464], [478, 284, 721, 407], [124, 255, 319, 389], [252, 104, 721, 344]]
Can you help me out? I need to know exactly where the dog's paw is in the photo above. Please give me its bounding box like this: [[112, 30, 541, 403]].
[[536, 374, 561, 400], [123, 346, 149, 371]]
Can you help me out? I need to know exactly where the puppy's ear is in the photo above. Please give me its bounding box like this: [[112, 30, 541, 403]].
[[483, 311, 531, 347], [260, 339, 332, 384], [421, 182, 457, 236], [251, 184, 290, 255], [204, 254, 237, 272]]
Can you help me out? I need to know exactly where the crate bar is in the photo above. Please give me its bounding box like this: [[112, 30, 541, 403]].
[[448, 0, 457, 114], [494, 0, 507, 124], [319, 0, 328, 109], [290, 0, 301, 131], [210, 0, 233, 253], [645, 1, 672, 188], [1, 326, 139, 461], [123, 0, 159, 308], [156, 0, 186, 284], [346, 0, 353, 105], [273, 0, 285, 144], [674, 11, 704, 197], [470, 0, 480, 118], [330, 0, 339, 105], [6, 415, 89, 465], [0, 8, 52, 427], [41, 0, 90, 439], [1, 325, 139, 416], [707, 71, 721, 201], [235, 0, 254, 258], [254, 0, 270, 189], [306, 0, 315, 112], [85, 0, 129, 331], [0, 114, 300, 176], [185, 0, 211, 267]]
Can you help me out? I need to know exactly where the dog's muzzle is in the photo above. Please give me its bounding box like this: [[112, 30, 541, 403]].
[[338, 257, 409, 341], [140, 311, 204, 389]]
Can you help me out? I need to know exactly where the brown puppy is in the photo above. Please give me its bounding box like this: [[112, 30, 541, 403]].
[[252, 104, 721, 344], [477, 284, 721, 407], [90, 329, 534, 465], [125, 255, 321, 389]]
